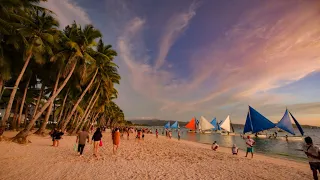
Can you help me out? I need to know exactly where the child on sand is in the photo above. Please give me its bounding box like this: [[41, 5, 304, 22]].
[[178, 130, 181, 140], [232, 144, 239, 155], [49, 128, 57, 146], [92, 128, 102, 157], [169, 131, 172, 139], [212, 141, 219, 151], [113, 128, 120, 154]]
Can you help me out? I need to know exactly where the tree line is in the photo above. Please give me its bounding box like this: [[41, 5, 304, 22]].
[[0, 0, 126, 142]]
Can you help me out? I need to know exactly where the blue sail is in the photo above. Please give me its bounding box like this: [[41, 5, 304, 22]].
[[243, 113, 253, 134], [210, 118, 217, 130], [277, 109, 295, 135], [164, 122, 170, 129], [289, 112, 304, 136], [243, 106, 276, 134], [171, 121, 179, 129]]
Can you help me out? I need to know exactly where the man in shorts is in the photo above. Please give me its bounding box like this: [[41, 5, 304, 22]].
[[303, 136, 320, 180], [245, 136, 255, 158]]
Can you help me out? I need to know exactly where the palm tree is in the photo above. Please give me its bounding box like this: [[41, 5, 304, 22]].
[[1, 10, 59, 129]]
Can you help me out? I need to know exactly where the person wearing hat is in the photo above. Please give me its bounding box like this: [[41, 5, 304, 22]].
[[232, 144, 239, 155], [245, 136, 255, 158]]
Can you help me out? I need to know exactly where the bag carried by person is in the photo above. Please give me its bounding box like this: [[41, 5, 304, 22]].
[[73, 144, 78, 151], [99, 140, 103, 147]]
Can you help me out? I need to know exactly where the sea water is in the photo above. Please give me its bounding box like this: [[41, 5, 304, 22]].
[[150, 127, 320, 162]]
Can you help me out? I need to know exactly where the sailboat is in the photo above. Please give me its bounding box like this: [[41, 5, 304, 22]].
[[210, 118, 221, 133], [164, 122, 170, 129], [185, 117, 197, 133], [199, 116, 215, 133], [243, 106, 276, 137], [170, 121, 179, 129], [276, 109, 304, 141], [220, 115, 236, 136]]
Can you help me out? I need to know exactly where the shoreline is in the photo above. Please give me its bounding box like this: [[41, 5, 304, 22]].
[[0, 131, 312, 179]]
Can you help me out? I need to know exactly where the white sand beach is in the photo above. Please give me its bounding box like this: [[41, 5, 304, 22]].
[[0, 131, 312, 180]]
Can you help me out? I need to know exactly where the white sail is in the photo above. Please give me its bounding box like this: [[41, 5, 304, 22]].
[[220, 115, 231, 132], [200, 116, 215, 131]]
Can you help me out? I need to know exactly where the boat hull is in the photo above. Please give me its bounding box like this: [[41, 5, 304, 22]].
[[187, 130, 196, 133], [220, 132, 236, 136]]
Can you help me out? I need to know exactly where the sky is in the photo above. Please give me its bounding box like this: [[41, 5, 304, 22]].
[[41, 0, 320, 126]]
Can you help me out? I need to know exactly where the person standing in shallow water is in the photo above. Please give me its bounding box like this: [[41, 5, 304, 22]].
[[76, 128, 90, 157], [113, 128, 120, 154], [303, 136, 320, 180], [92, 128, 103, 157]]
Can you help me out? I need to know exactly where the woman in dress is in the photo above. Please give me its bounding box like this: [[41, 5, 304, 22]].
[[113, 128, 120, 154]]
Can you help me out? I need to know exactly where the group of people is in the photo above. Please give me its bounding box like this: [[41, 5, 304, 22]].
[[50, 126, 122, 157], [211, 136, 255, 158]]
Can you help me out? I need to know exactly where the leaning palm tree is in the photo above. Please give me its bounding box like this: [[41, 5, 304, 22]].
[[2, 10, 59, 129]]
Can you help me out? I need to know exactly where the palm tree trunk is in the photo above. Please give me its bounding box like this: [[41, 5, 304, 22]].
[[75, 91, 100, 133], [35, 70, 61, 135], [56, 87, 69, 124], [11, 99, 21, 130], [16, 76, 31, 131], [1, 53, 32, 130], [61, 68, 99, 132], [24, 103, 29, 128], [72, 83, 100, 133], [58, 105, 70, 128], [0, 78, 3, 96], [14, 62, 76, 141], [32, 84, 45, 120]]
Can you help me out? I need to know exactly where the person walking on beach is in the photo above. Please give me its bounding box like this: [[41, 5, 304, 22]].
[[49, 128, 57, 146], [92, 128, 103, 157], [156, 129, 159, 138], [232, 144, 239, 155], [245, 136, 255, 158], [113, 128, 120, 154], [212, 141, 219, 151], [168, 131, 172, 139], [303, 137, 320, 180], [127, 128, 130, 140], [53, 129, 64, 147], [76, 128, 90, 157], [178, 130, 181, 140]]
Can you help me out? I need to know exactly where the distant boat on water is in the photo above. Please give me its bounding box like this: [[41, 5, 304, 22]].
[[185, 117, 197, 133], [199, 116, 215, 134], [243, 106, 276, 135], [171, 121, 179, 129], [220, 115, 236, 136], [276, 108, 304, 141]]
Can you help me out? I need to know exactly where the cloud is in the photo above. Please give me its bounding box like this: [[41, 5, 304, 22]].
[[116, 0, 320, 124], [40, 0, 91, 28], [154, 1, 200, 69]]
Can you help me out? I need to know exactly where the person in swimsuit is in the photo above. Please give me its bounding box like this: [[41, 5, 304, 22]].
[[113, 128, 120, 154], [245, 136, 255, 158], [232, 144, 239, 155], [92, 128, 103, 157], [212, 141, 219, 151], [178, 130, 181, 140]]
